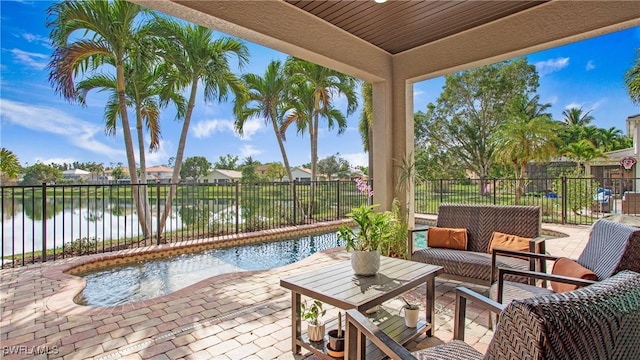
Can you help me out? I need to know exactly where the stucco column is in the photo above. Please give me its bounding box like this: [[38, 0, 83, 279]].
[[371, 78, 415, 226]]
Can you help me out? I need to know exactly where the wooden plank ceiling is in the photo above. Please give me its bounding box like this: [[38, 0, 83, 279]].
[[285, 0, 546, 54]]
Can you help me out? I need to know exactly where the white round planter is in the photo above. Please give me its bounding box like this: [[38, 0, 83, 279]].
[[351, 250, 380, 276]]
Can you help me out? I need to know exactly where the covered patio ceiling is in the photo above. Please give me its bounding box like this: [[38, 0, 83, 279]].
[[134, 0, 640, 218]]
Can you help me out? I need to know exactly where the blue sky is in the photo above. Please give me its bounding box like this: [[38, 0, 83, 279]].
[[1, 1, 639, 170]]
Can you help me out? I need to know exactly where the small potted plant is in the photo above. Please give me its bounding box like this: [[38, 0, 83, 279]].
[[327, 311, 345, 357], [400, 297, 420, 328], [337, 203, 395, 276], [301, 300, 326, 342]]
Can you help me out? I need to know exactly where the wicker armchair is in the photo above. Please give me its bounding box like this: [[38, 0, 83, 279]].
[[490, 218, 640, 305], [410, 204, 544, 285], [345, 271, 640, 360]]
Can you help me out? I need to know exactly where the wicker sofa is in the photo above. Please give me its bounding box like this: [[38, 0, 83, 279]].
[[410, 203, 544, 285], [345, 270, 640, 360]]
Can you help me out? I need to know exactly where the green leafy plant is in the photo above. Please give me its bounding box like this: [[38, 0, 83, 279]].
[[337, 204, 394, 252], [301, 300, 326, 325]]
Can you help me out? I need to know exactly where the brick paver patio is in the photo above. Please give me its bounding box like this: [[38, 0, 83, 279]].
[[0, 222, 591, 360]]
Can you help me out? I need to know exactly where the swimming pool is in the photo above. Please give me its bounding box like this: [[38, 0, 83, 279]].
[[77, 231, 344, 307]]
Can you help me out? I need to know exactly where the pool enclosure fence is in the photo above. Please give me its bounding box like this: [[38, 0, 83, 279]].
[[2, 176, 638, 267]]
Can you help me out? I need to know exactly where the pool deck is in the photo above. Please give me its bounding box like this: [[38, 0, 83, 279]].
[[0, 221, 592, 360]]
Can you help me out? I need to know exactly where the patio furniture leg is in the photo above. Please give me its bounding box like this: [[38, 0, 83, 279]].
[[426, 277, 435, 336], [292, 291, 301, 354]]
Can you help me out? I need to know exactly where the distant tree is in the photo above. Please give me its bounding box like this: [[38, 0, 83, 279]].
[[86, 162, 105, 183], [112, 167, 126, 180], [562, 107, 594, 126], [417, 58, 538, 190], [0, 148, 21, 181], [21, 163, 62, 185], [625, 48, 640, 105], [167, 157, 176, 168], [241, 164, 259, 182], [318, 154, 351, 180], [493, 94, 559, 204], [214, 154, 239, 170], [561, 139, 606, 168], [264, 162, 286, 181], [180, 156, 211, 182], [241, 156, 261, 168]]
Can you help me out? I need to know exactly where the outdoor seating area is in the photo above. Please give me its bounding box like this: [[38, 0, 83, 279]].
[[1, 221, 612, 360]]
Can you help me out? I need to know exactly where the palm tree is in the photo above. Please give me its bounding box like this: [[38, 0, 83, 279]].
[[0, 148, 21, 182], [625, 48, 640, 105], [494, 95, 558, 204], [234, 60, 295, 182], [47, 0, 153, 236], [561, 139, 606, 170], [149, 18, 249, 234], [283, 58, 358, 218], [76, 62, 186, 230], [358, 82, 373, 180], [562, 107, 594, 126]]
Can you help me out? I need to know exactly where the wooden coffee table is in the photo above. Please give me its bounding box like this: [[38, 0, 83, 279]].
[[280, 256, 443, 359]]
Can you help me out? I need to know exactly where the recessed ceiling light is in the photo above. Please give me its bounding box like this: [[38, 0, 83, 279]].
[[375, 0, 387, 3]]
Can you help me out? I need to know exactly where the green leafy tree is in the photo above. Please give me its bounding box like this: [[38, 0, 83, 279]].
[[493, 95, 559, 204], [180, 156, 211, 182], [112, 167, 126, 180], [214, 154, 240, 170], [561, 107, 594, 126], [241, 164, 260, 182], [149, 17, 249, 234], [264, 162, 286, 181], [561, 139, 606, 168], [47, 0, 151, 236], [21, 163, 62, 185], [318, 154, 351, 180], [0, 148, 21, 182], [625, 47, 640, 105], [358, 82, 374, 179], [417, 58, 538, 192], [553, 167, 600, 216], [283, 57, 358, 217]]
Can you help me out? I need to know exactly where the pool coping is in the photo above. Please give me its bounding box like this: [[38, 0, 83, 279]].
[[43, 219, 352, 316]]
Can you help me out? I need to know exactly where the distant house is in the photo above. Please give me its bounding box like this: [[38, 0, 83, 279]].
[[282, 167, 313, 182], [62, 169, 91, 182], [145, 165, 173, 183], [203, 169, 242, 184]]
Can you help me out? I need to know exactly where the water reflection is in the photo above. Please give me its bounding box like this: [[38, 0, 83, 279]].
[[78, 232, 344, 306]]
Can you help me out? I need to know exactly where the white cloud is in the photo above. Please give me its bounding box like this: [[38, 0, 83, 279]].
[[144, 138, 172, 166], [10, 48, 49, 70], [413, 90, 425, 97], [239, 144, 262, 158], [191, 118, 262, 140], [34, 157, 76, 166], [340, 152, 368, 168], [564, 102, 584, 110], [0, 99, 125, 158], [20, 32, 51, 48], [191, 119, 234, 138], [585, 60, 596, 71], [546, 96, 559, 105], [535, 57, 570, 76]]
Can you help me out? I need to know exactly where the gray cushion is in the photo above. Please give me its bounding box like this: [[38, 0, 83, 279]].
[[411, 248, 529, 283]]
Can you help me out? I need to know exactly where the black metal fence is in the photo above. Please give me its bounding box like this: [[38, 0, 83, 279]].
[[3, 177, 639, 268], [415, 177, 639, 225], [1, 181, 370, 268]]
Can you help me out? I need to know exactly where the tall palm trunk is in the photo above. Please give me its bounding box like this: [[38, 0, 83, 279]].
[[308, 112, 319, 219], [158, 78, 198, 234], [117, 63, 150, 237], [270, 115, 304, 222], [135, 106, 152, 234]]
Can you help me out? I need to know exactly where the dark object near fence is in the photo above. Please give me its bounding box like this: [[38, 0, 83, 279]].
[[345, 270, 640, 360], [409, 203, 544, 286]]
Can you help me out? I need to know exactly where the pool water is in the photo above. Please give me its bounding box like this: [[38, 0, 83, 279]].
[[77, 232, 344, 307]]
